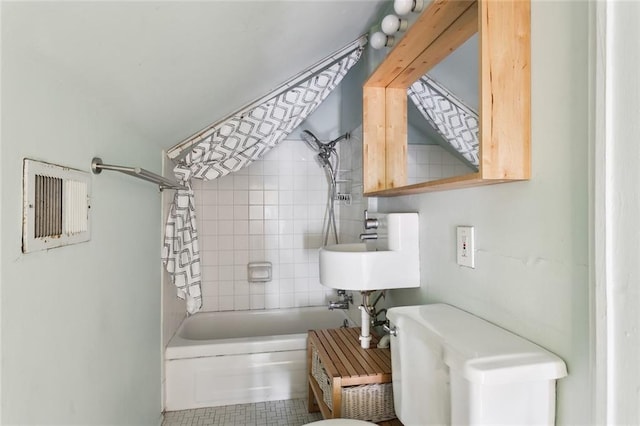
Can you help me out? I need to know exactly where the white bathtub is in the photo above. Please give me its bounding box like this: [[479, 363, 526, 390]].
[[164, 306, 352, 411]]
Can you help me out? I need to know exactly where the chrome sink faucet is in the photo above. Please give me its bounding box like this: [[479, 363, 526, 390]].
[[359, 209, 378, 241]]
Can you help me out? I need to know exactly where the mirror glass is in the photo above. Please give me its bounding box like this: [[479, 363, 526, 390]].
[[406, 34, 479, 185]]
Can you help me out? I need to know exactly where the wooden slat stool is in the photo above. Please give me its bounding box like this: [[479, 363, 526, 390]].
[[307, 327, 397, 423]]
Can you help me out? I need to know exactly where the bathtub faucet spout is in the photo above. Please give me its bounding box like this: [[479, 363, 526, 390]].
[[328, 290, 353, 310], [328, 300, 349, 310]]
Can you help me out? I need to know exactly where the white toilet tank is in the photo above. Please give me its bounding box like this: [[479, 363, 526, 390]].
[[386, 304, 567, 426]]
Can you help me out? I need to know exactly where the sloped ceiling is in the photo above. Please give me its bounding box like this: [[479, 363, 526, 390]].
[[4, 1, 387, 148]]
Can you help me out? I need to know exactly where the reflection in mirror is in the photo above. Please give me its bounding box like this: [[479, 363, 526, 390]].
[[406, 35, 478, 185]]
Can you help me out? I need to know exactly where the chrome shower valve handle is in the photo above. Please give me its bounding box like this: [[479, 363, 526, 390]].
[[364, 209, 379, 230]]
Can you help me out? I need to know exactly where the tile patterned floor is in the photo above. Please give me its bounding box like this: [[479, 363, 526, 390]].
[[162, 398, 323, 426]]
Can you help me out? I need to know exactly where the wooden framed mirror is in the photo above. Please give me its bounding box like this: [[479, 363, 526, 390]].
[[363, 0, 530, 196]]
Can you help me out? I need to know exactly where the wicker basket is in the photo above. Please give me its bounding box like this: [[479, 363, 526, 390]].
[[311, 348, 396, 422], [311, 349, 333, 408], [341, 383, 395, 422]]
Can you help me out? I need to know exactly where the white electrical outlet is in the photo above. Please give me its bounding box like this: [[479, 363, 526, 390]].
[[456, 226, 475, 268]]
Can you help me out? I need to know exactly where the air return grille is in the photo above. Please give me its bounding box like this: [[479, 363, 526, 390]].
[[23, 159, 91, 253]]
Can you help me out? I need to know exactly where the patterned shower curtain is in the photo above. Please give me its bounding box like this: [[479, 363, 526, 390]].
[[162, 49, 363, 314], [408, 75, 480, 168]]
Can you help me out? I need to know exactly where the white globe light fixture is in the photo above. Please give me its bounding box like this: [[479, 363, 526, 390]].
[[394, 0, 424, 15], [381, 14, 408, 35], [370, 31, 395, 49]]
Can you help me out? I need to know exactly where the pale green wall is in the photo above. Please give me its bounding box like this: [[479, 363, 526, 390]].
[[377, 2, 591, 424], [1, 5, 162, 425]]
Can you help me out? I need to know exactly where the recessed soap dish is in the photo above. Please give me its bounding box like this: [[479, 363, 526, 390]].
[[247, 262, 272, 283]]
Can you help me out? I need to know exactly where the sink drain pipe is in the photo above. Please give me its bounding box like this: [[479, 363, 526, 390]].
[[359, 290, 385, 349], [359, 304, 372, 349]]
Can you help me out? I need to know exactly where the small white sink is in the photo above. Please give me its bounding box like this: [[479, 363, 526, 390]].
[[319, 213, 420, 291]]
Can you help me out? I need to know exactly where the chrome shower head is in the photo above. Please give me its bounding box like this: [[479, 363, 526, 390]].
[[301, 130, 323, 151]]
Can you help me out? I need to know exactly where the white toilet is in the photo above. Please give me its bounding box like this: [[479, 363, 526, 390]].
[[388, 304, 568, 425], [307, 303, 567, 425]]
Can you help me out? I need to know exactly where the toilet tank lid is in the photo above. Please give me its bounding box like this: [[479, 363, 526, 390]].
[[388, 304, 568, 384], [451, 350, 568, 385]]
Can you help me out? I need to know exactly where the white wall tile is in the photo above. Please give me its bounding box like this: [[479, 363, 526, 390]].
[[234, 251, 249, 267], [219, 281, 234, 296], [250, 295, 266, 310], [217, 190, 234, 205], [234, 295, 250, 310], [234, 190, 249, 205], [217, 176, 234, 190], [233, 220, 249, 235], [265, 293, 280, 309], [218, 206, 234, 220], [280, 264, 295, 279], [249, 220, 264, 235], [201, 190, 217, 205], [200, 220, 218, 236], [217, 235, 234, 250], [264, 205, 279, 220], [249, 175, 263, 190], [193, 138, 344, 312], [264, 191, 278, 205], [248, 162, 264, 176], [234, 235, 249, 250], [235, 282, 249, 296], [279, 191, 294, 205], [200, 250, 218, 267], [294, 292, 309, 307], [219, 265, 234, 281], [202, 296, 219, 311], [263, 161, 280, 176], [234, 175, 249, 189], [219, 295, 234, 311], [280, 293, 294, 309], [249, 190, 264, 205], [263, 176, 279, 190], [279, 205, 294, 219], [249, 205, 263, 220], [278, 220, 294, 234], [249, 250, 265, 262]]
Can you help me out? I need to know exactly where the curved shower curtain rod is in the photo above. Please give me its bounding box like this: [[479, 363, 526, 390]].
[[166, 34, 368, 162]]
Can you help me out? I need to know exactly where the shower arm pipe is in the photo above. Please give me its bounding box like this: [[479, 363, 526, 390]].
[[326, 132, 351, 149], [166, 34, 368, 162], [91, 157, 186, 191]]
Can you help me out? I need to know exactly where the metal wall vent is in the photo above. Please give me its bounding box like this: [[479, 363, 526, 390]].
[[22, 159, 91, 253]]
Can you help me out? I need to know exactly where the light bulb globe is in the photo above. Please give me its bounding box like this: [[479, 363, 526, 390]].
[[370, 32, 392, 49], [394, 0, 424, 15], [381, 14, 400, 35], [393, 0, 413, 15]]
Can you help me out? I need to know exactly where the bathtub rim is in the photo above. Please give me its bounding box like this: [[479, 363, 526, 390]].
[[165, 306, 352, 360]]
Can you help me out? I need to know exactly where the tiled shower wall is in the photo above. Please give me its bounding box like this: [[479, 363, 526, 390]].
[[165, 126, 473, 315], [191, 137, 340, 312]]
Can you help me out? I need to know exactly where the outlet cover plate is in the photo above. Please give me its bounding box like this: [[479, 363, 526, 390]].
[[456, 226, 475, 268]]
